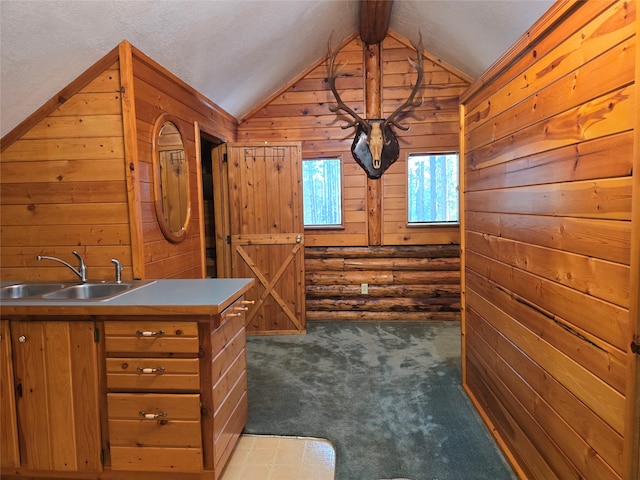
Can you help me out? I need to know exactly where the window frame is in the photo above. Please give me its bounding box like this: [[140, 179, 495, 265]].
[[406, 151, 460, 227], [302, 156, 345, 230]]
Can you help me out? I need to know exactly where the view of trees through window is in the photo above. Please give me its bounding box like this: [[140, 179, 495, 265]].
[[408, 153, 459, 223], [302, 158, 342, 226]]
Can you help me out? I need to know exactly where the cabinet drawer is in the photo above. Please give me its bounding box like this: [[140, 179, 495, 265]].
[[108, 418, 201, 447], [106, 358, 200, 391], [110, 446, 202, 473], [107, 393, 203, 472], [107, 393, 201, 421], [104, 321, 199, 354]]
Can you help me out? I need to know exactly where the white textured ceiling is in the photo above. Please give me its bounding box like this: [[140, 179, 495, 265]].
[[0, 0, 553, 137]]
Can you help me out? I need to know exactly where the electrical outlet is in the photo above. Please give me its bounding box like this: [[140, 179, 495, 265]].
[[361, 283, 368, 295]]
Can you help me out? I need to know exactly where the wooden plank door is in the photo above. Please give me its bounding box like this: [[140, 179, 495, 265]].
[[226, 142, 305, 334]]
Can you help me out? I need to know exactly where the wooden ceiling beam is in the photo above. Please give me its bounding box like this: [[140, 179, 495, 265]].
[[359, 0, 394, 44]]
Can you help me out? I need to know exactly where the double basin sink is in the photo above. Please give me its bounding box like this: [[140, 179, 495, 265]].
[[0, 281, 154, 301]]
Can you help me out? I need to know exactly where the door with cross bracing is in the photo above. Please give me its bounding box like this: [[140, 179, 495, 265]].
[[226, 142, 305, 334]]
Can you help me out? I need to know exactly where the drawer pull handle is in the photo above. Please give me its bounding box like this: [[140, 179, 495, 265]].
[[137, 367, 165, 374], [136, 329, 165, 337], [139, 411, 167, 419], [241, 300, 255, 305], [226, 313, 242, 318], [234, 307, 249, 311]]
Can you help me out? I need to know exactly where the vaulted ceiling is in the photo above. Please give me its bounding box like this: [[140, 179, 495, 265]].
[[0, 0, 553, 137]]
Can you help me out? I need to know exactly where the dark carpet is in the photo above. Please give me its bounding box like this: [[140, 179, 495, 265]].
[[244, 321, 516, 480]]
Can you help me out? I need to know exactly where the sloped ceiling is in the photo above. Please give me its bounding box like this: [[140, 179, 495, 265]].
[[0, 0, 553, 138]]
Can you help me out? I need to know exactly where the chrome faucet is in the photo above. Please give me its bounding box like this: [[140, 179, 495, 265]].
[[37, 251, 87, 282], [111, 258, 123, 283]]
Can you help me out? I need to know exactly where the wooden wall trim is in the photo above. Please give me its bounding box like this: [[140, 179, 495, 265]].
[[459, 103, 467, 386], [365, 42, 382, 245], [118, 40, 145, 279], [194, 121, 207, 279], [0, 45, 120, 151], [623, 9, 640, 479]]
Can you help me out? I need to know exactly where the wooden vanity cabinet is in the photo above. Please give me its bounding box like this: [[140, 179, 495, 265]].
[[103, 296, 249, 479]]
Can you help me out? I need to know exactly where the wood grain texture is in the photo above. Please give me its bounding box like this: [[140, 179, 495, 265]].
[[0, 40, 238, 282], [305, 245, 459, 321], [461, 2, 636, 479]]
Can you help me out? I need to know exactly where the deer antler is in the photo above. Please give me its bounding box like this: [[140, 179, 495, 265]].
[[383, 33, 424, 131], [327, 36, 370, 134]]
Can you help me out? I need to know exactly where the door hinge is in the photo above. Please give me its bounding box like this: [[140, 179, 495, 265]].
[[101, 449, 106, 465], [631, 341, 640, 355], [223, 153, 228, 163], [15, 383, 22, 398], [226, 235, 231, 245], [94, 327, 100, 343]]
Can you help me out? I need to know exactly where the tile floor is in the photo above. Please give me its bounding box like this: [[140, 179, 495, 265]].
[[220, 434, 336, 480]]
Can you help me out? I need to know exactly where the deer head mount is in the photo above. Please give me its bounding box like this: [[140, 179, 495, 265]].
[[328, 34, 424, 179]]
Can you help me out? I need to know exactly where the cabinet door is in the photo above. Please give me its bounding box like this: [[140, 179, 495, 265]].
[[1, 319, 20, 470], [11, 320, 102, 472]]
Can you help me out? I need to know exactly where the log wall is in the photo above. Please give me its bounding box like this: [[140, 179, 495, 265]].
[[238, 31, 470, 321], [460, 1, 637, 478], [306, 245, 460, 321], [0, 41, 237, 282]]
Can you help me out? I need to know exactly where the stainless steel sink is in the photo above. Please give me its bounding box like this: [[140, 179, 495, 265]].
[[42, 283, 132, 300], [0, 280, 155, 302], [0, 283, 67, 299]]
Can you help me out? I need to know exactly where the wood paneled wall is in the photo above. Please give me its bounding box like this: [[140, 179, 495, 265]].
[[460, 1, 637, 479], [0, 41, 237, 282], [238, 31, 470, 321], [127, 43, 236, 279], [0, 52, 133, 282]]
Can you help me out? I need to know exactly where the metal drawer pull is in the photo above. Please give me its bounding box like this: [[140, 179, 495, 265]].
[[137, 367, 165, 374], [136, 329, 165, 337], [139, 411, 167, 419]]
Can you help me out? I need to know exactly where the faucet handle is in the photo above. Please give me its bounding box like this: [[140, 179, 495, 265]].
[[71, 251, 87, 282], [111, 258, 123, 283]]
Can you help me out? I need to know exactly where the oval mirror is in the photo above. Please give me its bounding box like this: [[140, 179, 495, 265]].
[[153, 118, 190, 242]]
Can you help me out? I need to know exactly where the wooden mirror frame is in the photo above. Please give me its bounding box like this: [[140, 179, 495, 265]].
[[152, 114, 191, 243]]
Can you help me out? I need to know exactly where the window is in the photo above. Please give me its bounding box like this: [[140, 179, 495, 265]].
[[407, 153, 459, 224], [302, 158, 342, 227]]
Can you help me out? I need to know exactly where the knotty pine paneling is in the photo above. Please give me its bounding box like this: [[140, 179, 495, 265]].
[[0, 62, 133, 282], [130, 46, 236, 280], [460, 2, 637, 479], [239, 33, 470, 248], [1, 40, 238, 282], [238, 32, 470, 322]]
